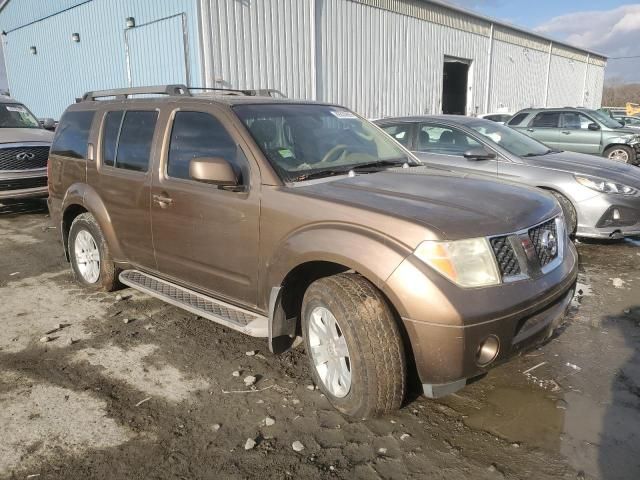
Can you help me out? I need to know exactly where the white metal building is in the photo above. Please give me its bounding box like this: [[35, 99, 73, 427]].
[[0, 0, 607, 119]]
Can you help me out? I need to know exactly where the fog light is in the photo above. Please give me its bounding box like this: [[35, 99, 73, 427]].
[[477, 335, 500, 366], [613, 208, 621, 220]]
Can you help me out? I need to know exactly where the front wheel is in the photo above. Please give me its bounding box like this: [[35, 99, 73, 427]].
[[301, 273, 406, 418], [548, 191, 577, 236], [604, 145, 635, 164]]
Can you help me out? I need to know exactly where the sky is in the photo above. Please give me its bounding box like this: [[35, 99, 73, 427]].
[[449, 0, 640, 82]]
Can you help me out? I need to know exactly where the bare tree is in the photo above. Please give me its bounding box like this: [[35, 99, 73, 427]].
[[603, 78, 640, 107]]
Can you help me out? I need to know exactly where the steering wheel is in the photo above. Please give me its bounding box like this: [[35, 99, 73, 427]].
[[319, 144, 350, 164]]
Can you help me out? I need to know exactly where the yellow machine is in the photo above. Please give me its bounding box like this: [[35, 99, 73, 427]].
[[626, 102, 640, 116]]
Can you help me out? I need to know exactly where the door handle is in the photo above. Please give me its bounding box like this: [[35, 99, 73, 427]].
[[561, 131, 571, 135], [526, 128, 534, 132], [153, 194, 173, 208]]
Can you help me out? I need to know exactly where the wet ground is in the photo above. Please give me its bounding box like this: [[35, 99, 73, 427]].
[[0, 198, 639, 480]]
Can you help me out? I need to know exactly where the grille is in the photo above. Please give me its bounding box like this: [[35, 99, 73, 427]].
[[490, 236, 521, 277], [0, 176, 47, 191], [0, 146, 50, 171], [120, 270, 257, 326], [528, 219, 558, 267]]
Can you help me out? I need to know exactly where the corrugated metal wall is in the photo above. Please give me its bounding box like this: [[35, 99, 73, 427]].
[[0, 0, 606, 118], [0, 0, 201, 118], [318, 0, 489, 118], [201, 0, 315, 100], [489, 40, 548, 112]]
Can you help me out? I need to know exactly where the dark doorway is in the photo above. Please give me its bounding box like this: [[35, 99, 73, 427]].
[[442, 59, 469, 115]]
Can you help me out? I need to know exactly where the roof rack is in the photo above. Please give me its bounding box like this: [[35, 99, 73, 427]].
[[78, 85, 288, 103], [80, 84, 191, 102]]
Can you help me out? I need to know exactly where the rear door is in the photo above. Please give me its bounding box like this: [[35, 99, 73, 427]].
[[557, 112, 601, 155], [412, 123, 498, 177], [521, 111, 564, 149], [90, 108, 159, 268], [150, 106, 260, 307], [125, 14, 189, 87]]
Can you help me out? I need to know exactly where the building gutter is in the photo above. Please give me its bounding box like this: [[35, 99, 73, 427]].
[[544, 41, 552, 107], [198, 0, 214, 88]]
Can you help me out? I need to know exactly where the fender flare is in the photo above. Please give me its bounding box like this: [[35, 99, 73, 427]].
[[61, 183, 125, 261]]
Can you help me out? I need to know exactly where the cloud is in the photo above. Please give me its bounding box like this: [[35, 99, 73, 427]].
[[535, 5, 640, 82]]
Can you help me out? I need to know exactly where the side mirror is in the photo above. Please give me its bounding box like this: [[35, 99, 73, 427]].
[[41, 118, 56, 130], [189, 157, 238, 186], [463, 147, 496, 161], [588, 123, 600, 131]]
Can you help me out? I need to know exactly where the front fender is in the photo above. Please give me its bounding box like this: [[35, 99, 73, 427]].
[[263, 222, 413, 308], [61, 183, 125, 261]]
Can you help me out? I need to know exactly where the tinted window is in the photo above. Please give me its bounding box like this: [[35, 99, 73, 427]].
[[416, 125, 481, 156], [484, 114, 511, 123], [531, 112, 561, 128], [168, 111, 239, 180], [507, 113, 529, 126], [102, 111, 123, 167], [381, 123, 413, 147], [560, 112, 593, 130], [51, 111, 95, 159], [0, 103, 40, 128], [115, 111, 157, 172]]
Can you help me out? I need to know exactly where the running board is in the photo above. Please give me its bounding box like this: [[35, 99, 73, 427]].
[[119, 270, 268, 337]]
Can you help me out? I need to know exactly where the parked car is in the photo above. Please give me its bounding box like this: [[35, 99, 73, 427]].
[[0, 96, 54, 201], [376, 115, 640, 239], [48, 85, 577, 417], [478, 112, 512, 124], [613, 115, 640, 129], [507, 107, 640, 164]]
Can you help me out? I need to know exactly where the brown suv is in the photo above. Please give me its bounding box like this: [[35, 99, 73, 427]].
[[48, 85, 578, 417]]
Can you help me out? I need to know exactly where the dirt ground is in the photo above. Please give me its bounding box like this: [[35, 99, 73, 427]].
[[1, 198, 639, 480]]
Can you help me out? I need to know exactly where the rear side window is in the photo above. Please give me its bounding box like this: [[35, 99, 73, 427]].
[[101, 110, 158, 172], [51, 111, 95, 159], [167, 111, 239, 181], [102, 111, 123, 167], [531, 112, 561, 128]]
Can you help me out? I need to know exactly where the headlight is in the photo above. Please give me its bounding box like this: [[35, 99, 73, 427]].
[[414, 238, 500, 288], [575, 176, 637, 195]]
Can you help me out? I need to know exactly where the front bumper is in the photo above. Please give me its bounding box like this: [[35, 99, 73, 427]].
[[383, 236, 578, 397], [0, 168, 48, 200], [575, 192, 640, 238]]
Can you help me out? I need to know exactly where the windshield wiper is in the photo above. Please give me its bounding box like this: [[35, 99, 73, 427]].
[[522, 149, 556, 157], [289, 168, 352, 182], [351, 159, 411, 172]]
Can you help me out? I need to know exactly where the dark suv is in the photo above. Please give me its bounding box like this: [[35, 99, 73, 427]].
[[48, 85, 577, 417], [508, 107, 640, 164]]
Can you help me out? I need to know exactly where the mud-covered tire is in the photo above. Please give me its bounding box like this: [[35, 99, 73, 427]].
[[301, 273, 406, 418], [549, 190, 577, 236], [604, 145, 636, 165], [68, 213, 119, 291]]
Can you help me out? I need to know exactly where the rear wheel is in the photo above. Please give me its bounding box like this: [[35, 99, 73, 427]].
[[301, 273, 406, 418], [548, 190, 577, 236], [604, 145, 635, 164], [68, 213, 119, 291]]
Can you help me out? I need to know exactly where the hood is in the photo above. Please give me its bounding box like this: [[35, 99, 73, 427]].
[[294, 167, 559, 240], [0, 128, 54, 144], [521, 151, 640, 186]]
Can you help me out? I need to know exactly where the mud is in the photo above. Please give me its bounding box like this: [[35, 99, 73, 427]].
[[1, 198, 639, 480]]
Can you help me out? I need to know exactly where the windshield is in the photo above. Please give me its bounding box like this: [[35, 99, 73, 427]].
[[234, 104, 414, 181], [0, 103, 40, 128], [588, 109, 624, 129], [468, 120, 552, 157]]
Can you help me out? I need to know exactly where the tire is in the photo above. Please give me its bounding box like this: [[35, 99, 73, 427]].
[[548, 190, 577, 236], [604, 145, 635, 164], [301, 273, 406, 418], [68, 212, 119, 291]]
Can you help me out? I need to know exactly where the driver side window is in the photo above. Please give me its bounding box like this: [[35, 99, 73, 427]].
[[416, 124, 481, 157]]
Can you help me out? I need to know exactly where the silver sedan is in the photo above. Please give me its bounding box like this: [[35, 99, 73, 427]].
[[375, 115, 640, 239]]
